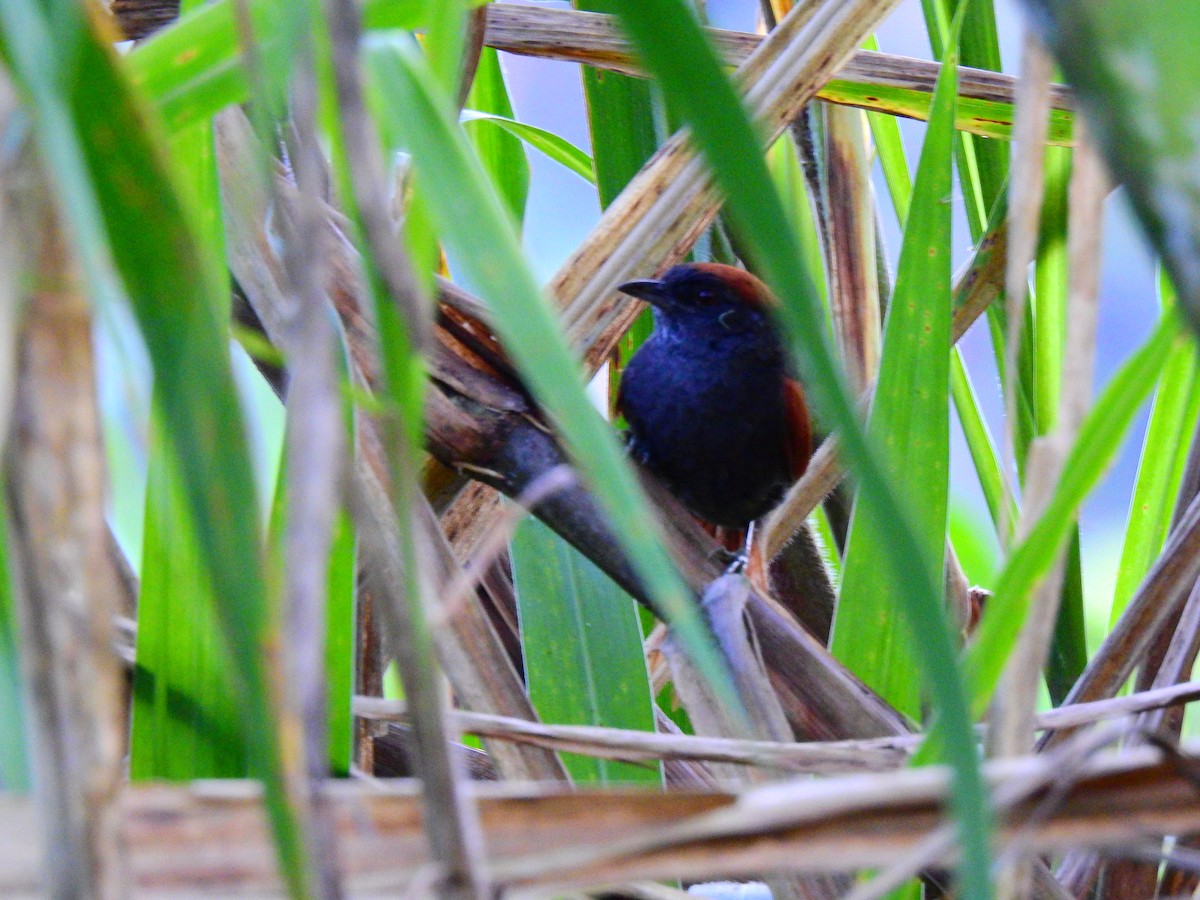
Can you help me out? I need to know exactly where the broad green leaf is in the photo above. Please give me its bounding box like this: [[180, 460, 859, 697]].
[[129, 66, 250, 782], [463, 51, 532, 223], [831, 12, 959, 721], [1110, 274, 1200, 626], [461, 109, 595, 186], [363, 34, 741, 716], [0, 5, 305, 891], [0, 496, 28, 792], [966, 311, 1185, 713], [130, 422, 248, 779], [602, 2, 991, 896], [511, 516, 659, 784]]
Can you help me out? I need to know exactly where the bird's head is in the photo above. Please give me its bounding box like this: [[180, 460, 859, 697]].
[[618, 263, 778, 340]]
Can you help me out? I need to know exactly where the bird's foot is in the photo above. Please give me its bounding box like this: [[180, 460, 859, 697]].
[[705, 547, 744, 573], [713, 547, 748, 575]]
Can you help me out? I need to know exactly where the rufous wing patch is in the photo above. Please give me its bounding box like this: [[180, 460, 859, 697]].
[[783, 378, 813, 481]]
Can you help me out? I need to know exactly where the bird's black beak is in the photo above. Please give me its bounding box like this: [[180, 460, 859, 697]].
[[617, 278, 670, 309]]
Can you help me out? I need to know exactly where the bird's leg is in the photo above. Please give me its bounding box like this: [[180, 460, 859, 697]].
[[721, 521, 755, 575]]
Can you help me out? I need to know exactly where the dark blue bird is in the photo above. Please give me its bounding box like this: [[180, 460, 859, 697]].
[[616, 263, 812, 530]]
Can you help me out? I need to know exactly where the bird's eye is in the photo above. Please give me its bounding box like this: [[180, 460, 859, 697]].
[[694, 288, 718, 305]]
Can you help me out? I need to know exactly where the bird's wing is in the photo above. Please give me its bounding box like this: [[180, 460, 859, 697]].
[[783, 378, 814, 481]]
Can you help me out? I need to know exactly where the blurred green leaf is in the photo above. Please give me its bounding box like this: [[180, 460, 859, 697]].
[[511, 515, 659, 784], [324, 509, 356, 777], [949, 500, 1000, 587], [128, 0, 482, 133], [130, 423, 248, 779], [463, 50, 532, 223], [129, 67, 251, 782], [0, 496, 28, 792], [1023, 1, 1200, 337], [0, 4, 305, 890]]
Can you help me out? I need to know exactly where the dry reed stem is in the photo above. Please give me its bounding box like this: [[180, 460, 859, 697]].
[[819, 105, 880, 393], [4, 738, 1199, 893], [995, 116, 1107, 900], [273, 29, 347, 899], [481, 4, 1075, 144], [346, 677, 1200, 777], [3, 151, 129, 898]]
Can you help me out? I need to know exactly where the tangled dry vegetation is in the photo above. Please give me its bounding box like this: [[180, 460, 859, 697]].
[[2, 0, 1199, 898]]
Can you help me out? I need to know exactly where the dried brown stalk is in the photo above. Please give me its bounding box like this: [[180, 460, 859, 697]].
[[349, 677, 1200, 778], [481, 4, 1075, 144], [273, 29, 347, 899], [3, 151, 128, 897], [818, 103, 880, 393], [4, 739, 1200, 893]]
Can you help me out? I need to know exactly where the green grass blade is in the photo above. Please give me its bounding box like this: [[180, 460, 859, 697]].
[[574, 0, 661, 210], [831, 10, 959, 722], [951, 347, 1014, 533], [922, 0, 1007, 237], [461, 109, 595, 185], [603, 2, 991, 896], [1110, 276, 1200, 626], [819, 76, 1073, 146], [130, 422, 248, 779], [364, 34, 742, 717], [463, 51, 532, 223], [0, 495, 29, 792], [965, 311, 1185, 713], [129, 58, 251, 782], [0, 6, 306, 891], [861, 35, 912, 228], [511, 515, 659, 784], [324, 508, 356, 777]]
